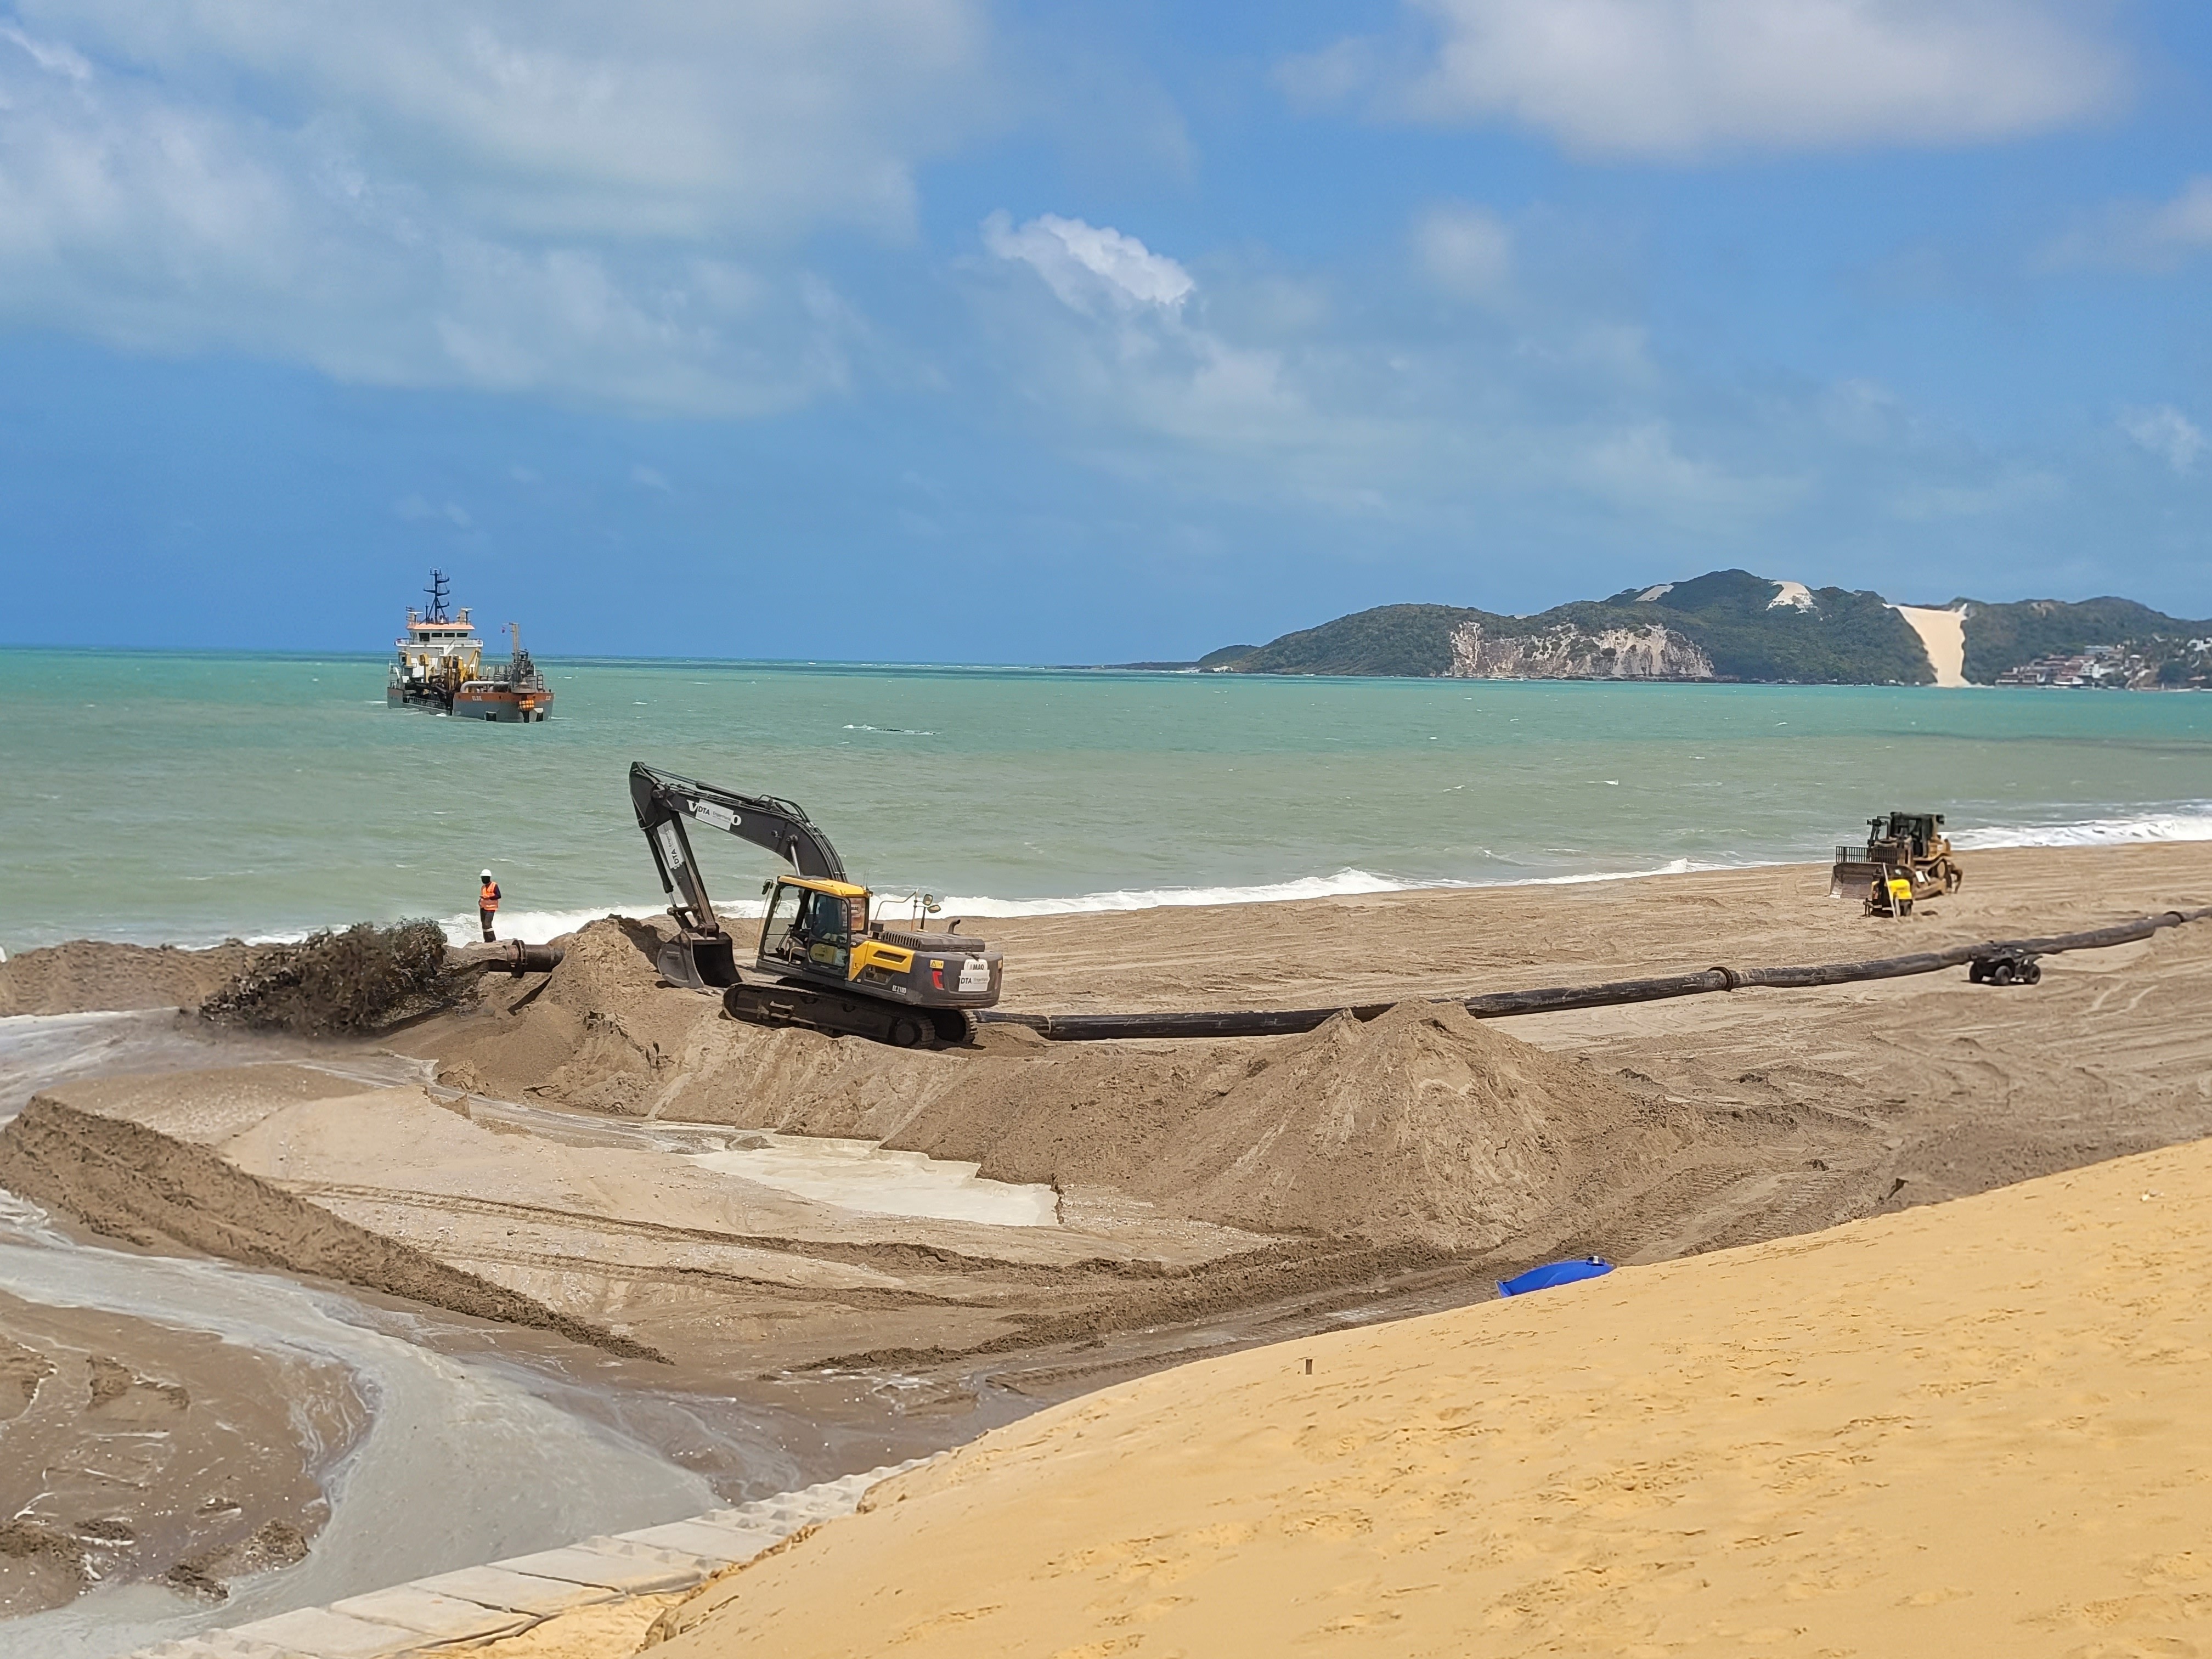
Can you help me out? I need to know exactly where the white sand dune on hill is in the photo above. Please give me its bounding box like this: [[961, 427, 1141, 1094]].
[[1894, 603, 1970, 686]]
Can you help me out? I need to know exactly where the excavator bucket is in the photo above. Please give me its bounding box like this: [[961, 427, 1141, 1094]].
[[656, 934, 738, 990]]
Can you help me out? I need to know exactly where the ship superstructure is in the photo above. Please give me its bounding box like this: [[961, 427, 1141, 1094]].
[[386, 571, 553, 722]]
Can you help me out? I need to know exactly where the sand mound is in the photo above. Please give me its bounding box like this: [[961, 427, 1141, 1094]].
[[851, 1002, 1686, 1250], [640, 1135, 2212, 1659], [0, 940, 258, 1017], [1151, 1001, 1677, 1247], [414, 933, 1689, 1251], [423, 918, 726, 1115]]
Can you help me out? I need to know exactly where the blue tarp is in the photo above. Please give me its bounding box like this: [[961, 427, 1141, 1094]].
[[1497, 1257, 1613, 1296]]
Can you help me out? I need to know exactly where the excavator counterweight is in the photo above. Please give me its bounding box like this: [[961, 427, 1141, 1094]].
[[628, 762, 1001, 1046]]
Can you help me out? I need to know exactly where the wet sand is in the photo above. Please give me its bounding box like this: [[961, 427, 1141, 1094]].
[[0, 1289, 360, 1616], [2, 841, 2208, 1628]]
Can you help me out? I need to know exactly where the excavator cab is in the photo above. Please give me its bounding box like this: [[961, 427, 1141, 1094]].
[[764, 879, 867, 973]]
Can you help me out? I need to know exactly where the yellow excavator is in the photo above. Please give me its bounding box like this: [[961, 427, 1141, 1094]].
[[628, 762, 1002, 1047]]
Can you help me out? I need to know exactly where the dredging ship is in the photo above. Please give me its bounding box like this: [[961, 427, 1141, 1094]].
[[386, 570, 554, 722]]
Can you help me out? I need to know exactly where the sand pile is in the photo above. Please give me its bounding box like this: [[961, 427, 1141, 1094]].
[[424, 918, 725, 1115], [1136, 1002, 1680, 1247], [0, 940, 258, 1017], [413, 926, 1691, 1251], [635, 1133, 2212, 1659], [812, 1002, 1687, 1250]]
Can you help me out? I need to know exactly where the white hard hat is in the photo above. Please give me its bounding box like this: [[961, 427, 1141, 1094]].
[[481, 869, 493, 879]]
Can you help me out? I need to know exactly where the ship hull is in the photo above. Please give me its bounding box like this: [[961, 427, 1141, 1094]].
[[453, 687, 553, 723]]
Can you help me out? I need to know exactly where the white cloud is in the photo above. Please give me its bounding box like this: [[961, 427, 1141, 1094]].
[[983, 212, 1194, 314], [1577, 421, 1805, 518], [1291, 0, 2124, 157], [1413, 202, 1514, 303], [0, 2, 992, 410], [2049, 177, 2212, 271], [2122, 407, 2208, 475], [969, 210, 1815, 531], [2143, 178, 2212, 249], [18, 0, 991, 241], [629, 464, 672, 491], [980, 212, 1324, 467], [394, 494, 472, 527]]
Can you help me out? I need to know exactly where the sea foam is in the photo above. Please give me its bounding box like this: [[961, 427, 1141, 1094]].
[[1953, 808, 2212, 851], [442, 860, 1749, 945]]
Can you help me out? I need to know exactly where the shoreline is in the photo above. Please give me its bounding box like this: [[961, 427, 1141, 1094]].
[[6, 814, 2212, 968]]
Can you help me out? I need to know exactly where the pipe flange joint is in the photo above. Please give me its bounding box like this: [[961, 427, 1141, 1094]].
[[1709, 966, 1742, 991]]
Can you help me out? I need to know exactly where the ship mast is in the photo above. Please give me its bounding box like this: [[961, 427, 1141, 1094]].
[[424, 568, 453, 624]]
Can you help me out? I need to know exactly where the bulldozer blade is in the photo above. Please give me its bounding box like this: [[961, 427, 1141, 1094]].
[[657, 935, 738, 990], [1830, 860, 1883, 900]]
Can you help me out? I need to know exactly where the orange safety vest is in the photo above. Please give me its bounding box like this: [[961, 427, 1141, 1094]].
[[479, 881, 500, 912]]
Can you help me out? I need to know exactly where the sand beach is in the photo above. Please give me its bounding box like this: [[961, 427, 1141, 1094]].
[[0, 839, 2208, 1649]]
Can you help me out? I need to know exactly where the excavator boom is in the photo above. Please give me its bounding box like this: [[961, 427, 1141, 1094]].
[[628, 762, 847, 938]]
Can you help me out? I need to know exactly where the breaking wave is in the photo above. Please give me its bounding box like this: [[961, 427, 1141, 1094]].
[[1952, 808, 2212, 850], [441, 861, 1750, 945]]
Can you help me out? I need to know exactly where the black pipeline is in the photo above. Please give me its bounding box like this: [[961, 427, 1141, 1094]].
[[976, 905, 2212, 1043], [450, 940, 566, 977]]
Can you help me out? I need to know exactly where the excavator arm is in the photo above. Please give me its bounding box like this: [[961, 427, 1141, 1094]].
[[628, 763, 847, 944]]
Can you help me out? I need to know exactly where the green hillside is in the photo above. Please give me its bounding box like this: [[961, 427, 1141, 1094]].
[[1216, 570, 1933, 683], [1957, 597, 2211, 683], [1224, 605, 1477, 676]]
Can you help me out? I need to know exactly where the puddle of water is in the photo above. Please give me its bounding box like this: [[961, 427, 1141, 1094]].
[[691, 1135, 1060, 1227]]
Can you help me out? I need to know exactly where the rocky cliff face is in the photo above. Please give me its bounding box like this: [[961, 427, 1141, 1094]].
[[1444, 621, 1715, 680]]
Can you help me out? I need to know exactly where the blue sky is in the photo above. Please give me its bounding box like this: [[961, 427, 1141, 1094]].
[[3, 0, 2210, 661]]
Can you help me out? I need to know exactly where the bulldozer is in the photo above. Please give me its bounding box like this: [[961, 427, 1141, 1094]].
[[1829, 811, 1965, 916], [629, 762, 1002, 1047]]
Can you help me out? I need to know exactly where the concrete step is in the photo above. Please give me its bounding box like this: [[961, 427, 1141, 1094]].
[[125, 1459, 927, 1659]]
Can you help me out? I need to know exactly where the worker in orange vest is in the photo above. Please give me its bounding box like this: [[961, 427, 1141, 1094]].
[[478, 868, 501, 941]]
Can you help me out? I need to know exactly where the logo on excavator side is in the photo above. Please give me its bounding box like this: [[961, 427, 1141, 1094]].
[[691, 802, 739, 833], [655, 821, 688, 868]]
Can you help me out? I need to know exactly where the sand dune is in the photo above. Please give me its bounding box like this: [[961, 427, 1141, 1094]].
[[645, 1132, 2212, 1657], [1893, 603, 1969, 686]]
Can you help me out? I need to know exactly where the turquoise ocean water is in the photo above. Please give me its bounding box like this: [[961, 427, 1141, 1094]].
[[2, 648, 2208, 953]]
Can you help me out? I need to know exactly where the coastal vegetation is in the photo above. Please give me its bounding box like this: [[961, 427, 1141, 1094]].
[[1953, 596, 2212, 685]]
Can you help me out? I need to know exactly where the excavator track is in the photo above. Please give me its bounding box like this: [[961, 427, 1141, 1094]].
[[723, 979, 974, 1048]]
